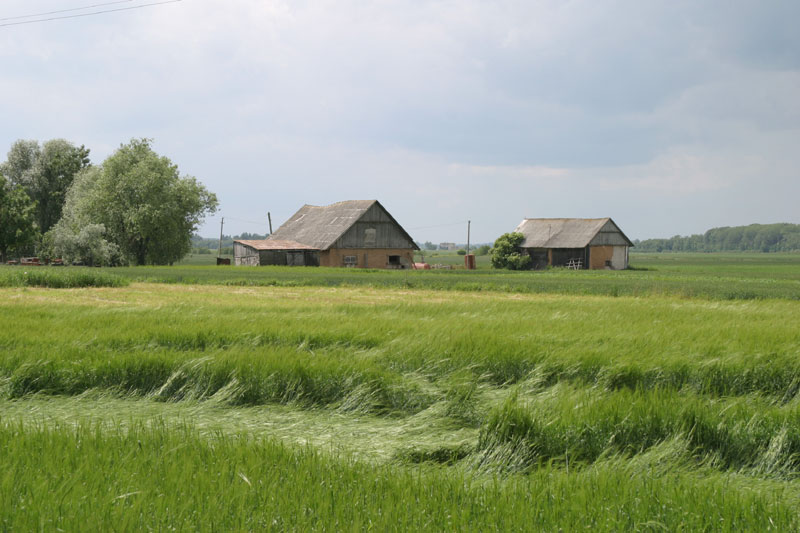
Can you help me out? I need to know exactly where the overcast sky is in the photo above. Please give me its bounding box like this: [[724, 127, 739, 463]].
[[1, 0, 798, 242]]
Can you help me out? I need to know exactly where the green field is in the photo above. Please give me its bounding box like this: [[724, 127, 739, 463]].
[[1, 254, 799, 530]]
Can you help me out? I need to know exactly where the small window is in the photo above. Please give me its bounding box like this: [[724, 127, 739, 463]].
[[388, 255, 401, 265], [343, 255, 357, 267]]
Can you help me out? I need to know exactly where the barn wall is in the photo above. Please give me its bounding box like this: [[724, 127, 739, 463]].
[[589, 245, 628, 269], [588, 220, 631, 246], [256, 250, 320, 266], [612, 246, 628, 269], [589, 246, 613, 269], [335, 204, 415, 249], [234, 242, 260, 266], [524, 248, 549, 270], [321, 248, 414, 269], [550, 248, 588, 268]]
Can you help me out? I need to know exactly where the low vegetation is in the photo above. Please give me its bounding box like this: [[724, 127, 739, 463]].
[[0, 267, 127, 288]]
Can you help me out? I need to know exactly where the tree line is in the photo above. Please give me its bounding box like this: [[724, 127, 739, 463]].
[[0, 138, 217, 265], [633, 223, 800, 253]]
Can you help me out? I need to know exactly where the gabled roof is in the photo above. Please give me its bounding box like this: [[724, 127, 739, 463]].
[[268, 200, 418, 250], [234, 239, 317, 251], [514, 218, 633, 248]]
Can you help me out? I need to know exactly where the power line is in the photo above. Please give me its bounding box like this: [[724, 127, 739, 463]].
[[407, 221, 470, 231], [0, 0, 182, 28], [1, 0, 137, 21], [221, 215, 270, 227]]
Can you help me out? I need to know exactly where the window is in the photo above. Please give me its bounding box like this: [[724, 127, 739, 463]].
[[343, 255, 357, 267], [388, 255, 403, 269]]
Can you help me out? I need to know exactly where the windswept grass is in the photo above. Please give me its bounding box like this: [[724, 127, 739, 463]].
[[2, 285, 798, 405], [478, 387, 800, 475], [2, 257, 800, 529], [0, 421, 797, 531]]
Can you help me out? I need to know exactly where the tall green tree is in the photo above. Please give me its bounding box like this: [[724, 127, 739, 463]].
[[0, 175, 37, 262], [54, 139, 218, 265], [0, 139, 91, 234]]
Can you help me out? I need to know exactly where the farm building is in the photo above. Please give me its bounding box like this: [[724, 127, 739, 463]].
[[514, 218, 633, 270], [234, 200, 419, 268]]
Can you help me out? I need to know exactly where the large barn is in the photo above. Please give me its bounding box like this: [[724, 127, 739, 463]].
[[514, 218, 633, 270], [234, 200, 419, 268]]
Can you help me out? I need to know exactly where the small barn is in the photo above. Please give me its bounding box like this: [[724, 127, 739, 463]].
[[234, 200, 419, 268], [514, 218, 633, 270]]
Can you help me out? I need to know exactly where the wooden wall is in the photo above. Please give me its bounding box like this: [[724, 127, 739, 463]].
[[334, 204, 416, 250], [321, 248, 414, 269]]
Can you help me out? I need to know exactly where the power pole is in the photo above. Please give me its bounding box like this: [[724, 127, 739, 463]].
[[268, 212, 273, 235], [466, 220, 471, 255], [218, 217, 224, 258]]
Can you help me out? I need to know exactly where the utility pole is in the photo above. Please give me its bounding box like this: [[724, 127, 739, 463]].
[[218, 217, 224, 258], [466, 220, 471, 255], [267, 212, 273, 235]]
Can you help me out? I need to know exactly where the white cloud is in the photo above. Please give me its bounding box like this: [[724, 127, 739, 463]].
[[0, 0, 798, 242]]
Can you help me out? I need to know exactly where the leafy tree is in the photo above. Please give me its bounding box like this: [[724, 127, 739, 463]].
[[45, 167, 118, 265], [490, 232, 531, 270], [475, 244, 491, 256], [53, 139, 218, 265], [0, 175, 37, 262], [48, 223, 121, 266], [424, 241, 437, 251], [0, 139, 91, 234]]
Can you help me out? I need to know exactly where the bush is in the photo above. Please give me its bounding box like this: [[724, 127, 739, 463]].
[[490, 233, 531, 270], [457, 249, 467, 256]]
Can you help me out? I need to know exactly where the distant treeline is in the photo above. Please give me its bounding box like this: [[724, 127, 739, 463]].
[[191, 232, 267, 254], [634, 223, 800, 252]]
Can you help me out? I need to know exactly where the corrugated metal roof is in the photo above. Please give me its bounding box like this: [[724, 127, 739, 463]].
[[514, 218, 625, 248], [235, 239, 318, 251], [267, 200, 381, 250]]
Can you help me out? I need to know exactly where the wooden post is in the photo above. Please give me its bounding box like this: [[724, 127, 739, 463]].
[[466, 220, 471, 255], [268, 212, 273, 235], [218, 217, 224, 258]]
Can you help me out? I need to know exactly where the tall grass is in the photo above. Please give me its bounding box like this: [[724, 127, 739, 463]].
[[0, 421, 797, 531], [0, 267, 127, 288], [2, 270, 800, 528], [4, 348, 432, 415], [478, 387, 800, 475], [2, 285, 799, 404]]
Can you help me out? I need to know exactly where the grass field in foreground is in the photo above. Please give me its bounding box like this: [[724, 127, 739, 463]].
[[1, 273, 799, 529]]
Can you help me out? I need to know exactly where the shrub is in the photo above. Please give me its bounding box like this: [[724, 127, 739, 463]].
[[490, 233, 531, 270]]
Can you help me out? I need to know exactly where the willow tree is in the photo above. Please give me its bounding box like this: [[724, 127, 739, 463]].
[[0, 174, 37, 262], [53, 139, 218, 265], [0, 139, 91, 234]]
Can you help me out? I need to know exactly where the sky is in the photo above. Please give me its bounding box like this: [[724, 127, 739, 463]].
[[1, 0, 798, 243]]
